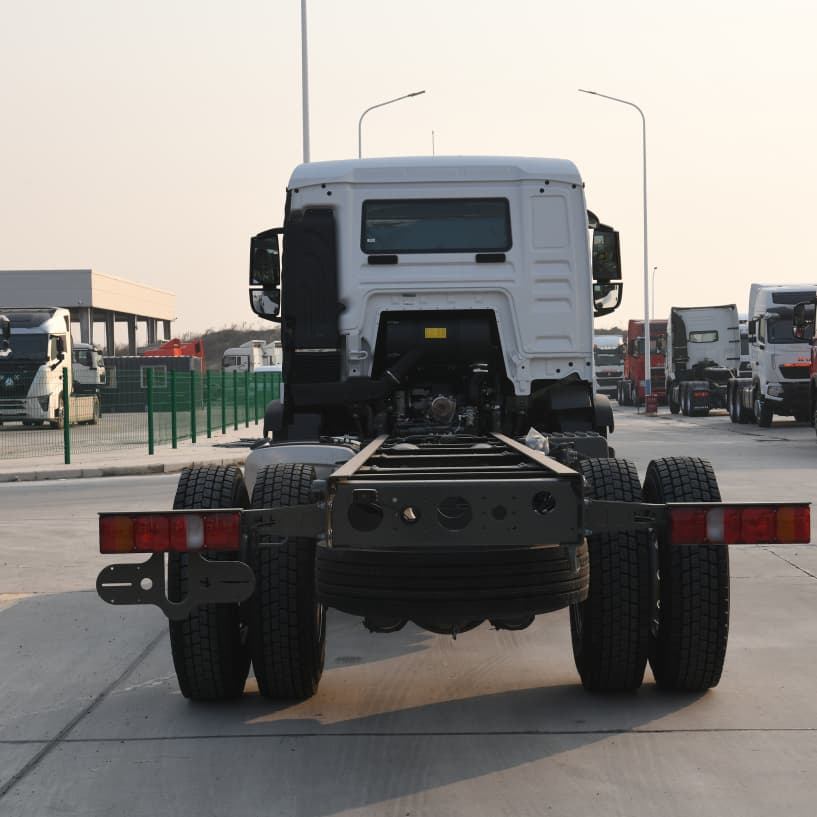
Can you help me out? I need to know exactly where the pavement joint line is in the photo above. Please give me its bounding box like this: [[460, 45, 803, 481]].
[[765, 548, 817, 580], [0, 726, 814, 745], [0, 627, 166, 801]]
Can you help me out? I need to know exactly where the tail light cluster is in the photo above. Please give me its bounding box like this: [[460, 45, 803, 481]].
[[668, 504, 810, 545], [99, 511, 241, 554]]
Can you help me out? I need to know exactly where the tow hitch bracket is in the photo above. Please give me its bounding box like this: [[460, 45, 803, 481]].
[[96, 553, 255, 620]]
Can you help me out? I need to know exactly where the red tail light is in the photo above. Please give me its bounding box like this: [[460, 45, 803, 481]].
[[669, 504, 810, 545], [99, 511, 241, 554]]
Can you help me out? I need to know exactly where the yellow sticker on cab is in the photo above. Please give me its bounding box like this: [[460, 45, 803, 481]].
[[424, 327, 447, 339]]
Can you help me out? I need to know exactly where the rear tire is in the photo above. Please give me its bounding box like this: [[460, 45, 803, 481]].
[[248, 463, 325, 700], [727, 383, 738, 424], [736, 387, 752, 424], [754, 389, 773, 427], [668, 382, 680, 414], [621, 381, 631, 406], [570, 458, 650, 691], [168, 466, 251, 701], [642, 457, 729, 691], [89, 395, 101, 425]]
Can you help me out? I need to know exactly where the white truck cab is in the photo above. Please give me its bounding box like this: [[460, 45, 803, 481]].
[[728, 283, 817, 426], [248, 156, 622, 442], [0, 307, 100, 427]]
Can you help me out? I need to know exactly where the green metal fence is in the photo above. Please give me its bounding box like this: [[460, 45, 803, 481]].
[[0, 370, 281, 464]]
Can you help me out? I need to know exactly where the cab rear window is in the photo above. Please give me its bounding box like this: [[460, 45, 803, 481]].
[[362, 198, 511, 254]]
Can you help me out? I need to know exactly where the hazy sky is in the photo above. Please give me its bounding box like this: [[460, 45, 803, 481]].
[[2, 1, 815, 337]]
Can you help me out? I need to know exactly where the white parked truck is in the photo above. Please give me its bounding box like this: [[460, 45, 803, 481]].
[[221, 339, 266, 372], [97, 156, 810, 703], [72, 342, 106, 393], [592, 333, 625, 397], [665, 304, 741, 416], [727, 284, 817, 426], [0, 307, 101, 427]]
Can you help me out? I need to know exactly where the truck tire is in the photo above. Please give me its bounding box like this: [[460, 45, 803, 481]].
[[642, 457, 729, 691], [50, 397, 65, 430], [679, 383, 689, 416], [89, 395, 101, 425], [248, 463, 325, 700], [317, 544, 588, 621], [727, 383, 738, 424], [754, 388, 773, 427], [668, 382, 680, 414], [734, 386, 752, 424], [168, 466, 251, 701], [569, 458, 650, 691]]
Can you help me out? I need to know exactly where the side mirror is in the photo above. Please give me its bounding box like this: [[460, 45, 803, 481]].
[[592, 226, 621, 281], [249, 289, 280, 318], [792, 301, 816, 339], [0, 314, 10, 358], [56, 337, 65, 361], [592, 281, 623, 317], [250, 228, 282, 321], [628, 339, 639, 357], [250, 229, 281, 287], [747, 319, 757, 343]]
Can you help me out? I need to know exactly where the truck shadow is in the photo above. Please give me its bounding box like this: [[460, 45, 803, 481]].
[[230, 679, 704, 817], [184, 613, 706, 817]]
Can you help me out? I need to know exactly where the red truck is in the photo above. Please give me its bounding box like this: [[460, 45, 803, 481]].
[[617, 319, 668, 405], [142, 338, 205, 373]]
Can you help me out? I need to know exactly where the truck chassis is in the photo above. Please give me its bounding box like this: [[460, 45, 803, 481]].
[[98, 432, 809, 701]]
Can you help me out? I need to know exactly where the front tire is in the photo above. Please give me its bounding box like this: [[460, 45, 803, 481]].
[[50, 397, 65, 429], [168, 466, 251, 701], [248, 463, 325, 700], [570, 458, 650, 691], [642, 457, 729, 691]]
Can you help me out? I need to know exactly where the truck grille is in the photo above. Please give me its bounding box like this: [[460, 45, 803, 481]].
[[0, 369, 36, 398]]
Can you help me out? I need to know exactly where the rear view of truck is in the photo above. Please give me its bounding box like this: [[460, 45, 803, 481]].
[[96, 157, 810, 703], [666, 305, 741, 416]]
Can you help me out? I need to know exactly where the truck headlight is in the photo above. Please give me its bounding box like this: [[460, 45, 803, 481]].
[[37, 396, 50, 411], [767, 384, 783, 397]]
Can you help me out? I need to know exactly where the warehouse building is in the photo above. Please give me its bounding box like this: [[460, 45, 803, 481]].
[[0, 269, 175, 354]]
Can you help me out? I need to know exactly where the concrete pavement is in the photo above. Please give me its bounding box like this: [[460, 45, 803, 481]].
[[0, 421, 265, 483]]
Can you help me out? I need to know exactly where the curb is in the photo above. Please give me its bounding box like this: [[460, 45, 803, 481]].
[[0, 455, 247, 483]]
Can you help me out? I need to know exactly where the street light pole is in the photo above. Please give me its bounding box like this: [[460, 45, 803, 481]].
[[301, 0, 310, 162], [358, 90, 426, 159], [579, 89, 651, 399]]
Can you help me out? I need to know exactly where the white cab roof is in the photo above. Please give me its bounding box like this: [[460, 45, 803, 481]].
[[288, 156, 582, 189]]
